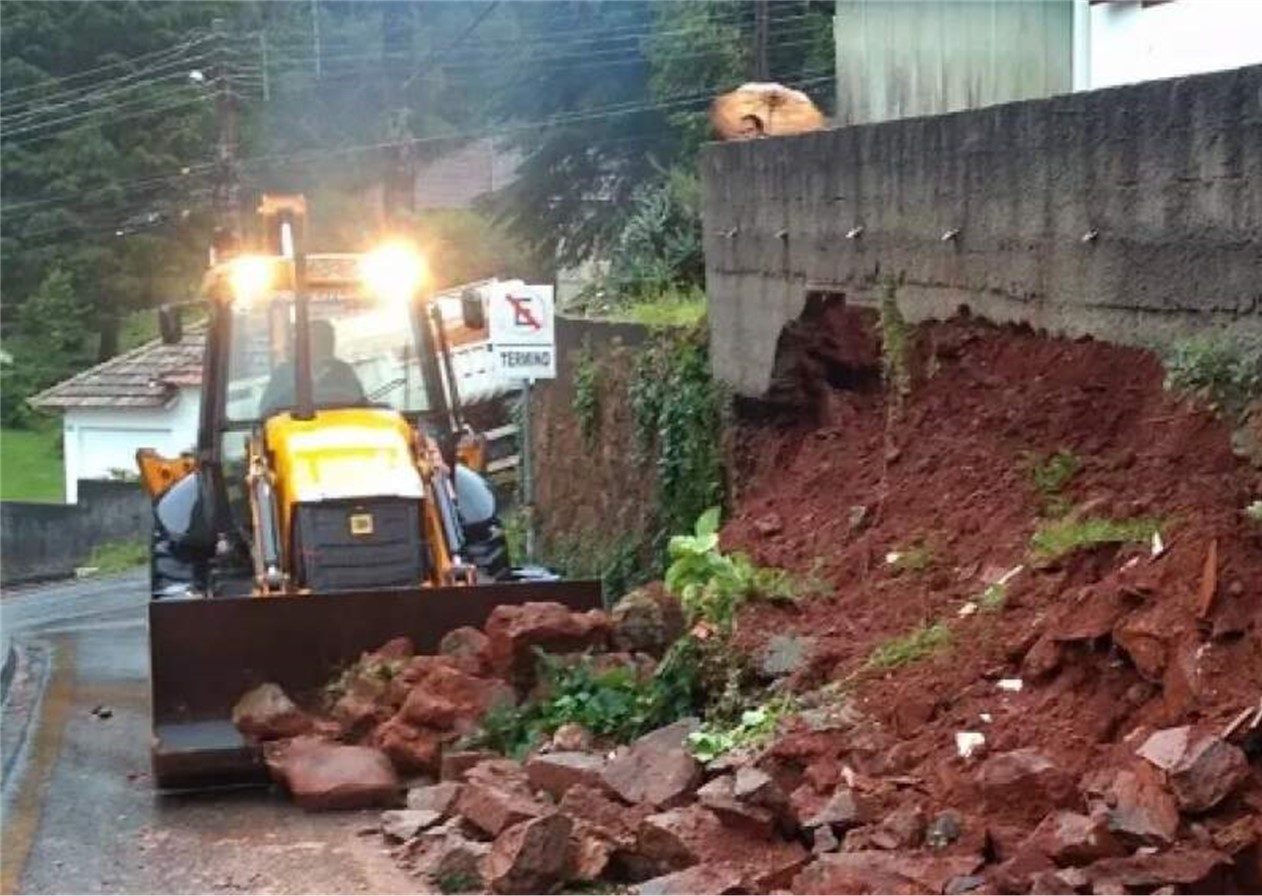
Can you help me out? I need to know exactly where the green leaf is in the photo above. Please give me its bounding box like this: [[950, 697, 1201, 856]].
[[695, 506, 721, 538]]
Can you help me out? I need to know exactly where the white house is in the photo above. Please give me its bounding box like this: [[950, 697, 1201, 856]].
[[834, 0, 1262, 126], [30, 330, 204, 504]]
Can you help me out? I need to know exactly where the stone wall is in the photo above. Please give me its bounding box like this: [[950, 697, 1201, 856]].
[[701, 64, 1262, 397], [0, 480, 149, 584]]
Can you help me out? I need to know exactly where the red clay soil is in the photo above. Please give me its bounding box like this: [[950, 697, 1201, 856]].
[[723, 303, 1261, 883]]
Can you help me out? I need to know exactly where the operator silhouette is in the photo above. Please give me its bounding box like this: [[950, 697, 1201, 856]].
[[259, 318, 365, 417]]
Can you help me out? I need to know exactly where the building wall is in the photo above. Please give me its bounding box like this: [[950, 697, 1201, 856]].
[[1086, 0, 1262, 90], [700, 64, 1262, 398], [833, 0, 1074, 126], [62, 386, 200, 502]]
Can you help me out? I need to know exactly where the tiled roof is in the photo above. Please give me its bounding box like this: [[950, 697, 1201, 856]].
[[30, 327, 205, 410]]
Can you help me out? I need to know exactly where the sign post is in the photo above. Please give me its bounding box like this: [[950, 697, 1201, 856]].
[[487, 285, 557, 565]]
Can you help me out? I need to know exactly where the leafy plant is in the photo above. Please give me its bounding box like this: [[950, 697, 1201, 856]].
[[1246, 500, 1262, 524], [879, 278, 912, 402], [1024, 449, 1081, 517], [473, 647, 697, 759], [572, 343, 602, 448], [1163, 332, 1262, 419], [1030, 516, 1162, 562], [865, 622, 952, 671], [686, 697, 793, 763]]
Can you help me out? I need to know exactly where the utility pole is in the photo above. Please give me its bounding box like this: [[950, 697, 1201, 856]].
[[212, 17, 241, 258], [754, 0, 770, 81], [259, 31, 270, 102], [382, 3, 414, 228], [311, 0, 323, 79]]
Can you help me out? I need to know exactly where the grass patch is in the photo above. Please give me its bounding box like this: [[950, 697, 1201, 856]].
[[887, 542, 935, 574], [1030, 516, 1162, 562], [1024, 449, 1080, 516], [978, 582, 1008, 613], [86, 538, 148, 574], [865, 622, 952, 671], [621, 293, 706, 329], [0, 426, 64, 501], [1163, 331, 1262, 418]]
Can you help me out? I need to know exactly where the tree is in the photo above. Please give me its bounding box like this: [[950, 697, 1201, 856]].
[[1, 267, 93, 426]]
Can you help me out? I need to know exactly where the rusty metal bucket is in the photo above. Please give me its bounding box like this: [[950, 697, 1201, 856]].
[[148, 580, 603, 789]]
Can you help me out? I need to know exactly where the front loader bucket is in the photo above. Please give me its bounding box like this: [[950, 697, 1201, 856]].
[[148, 580, 603, 790]]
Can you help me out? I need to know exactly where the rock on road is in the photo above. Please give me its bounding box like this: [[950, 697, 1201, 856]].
[[1, 572, 414, 894]]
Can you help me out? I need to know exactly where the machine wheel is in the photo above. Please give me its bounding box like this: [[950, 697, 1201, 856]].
[[150, 529, 198, 599], [462, 517, 512, 581]]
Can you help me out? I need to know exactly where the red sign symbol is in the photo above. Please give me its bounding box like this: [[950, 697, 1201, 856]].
[[506, 294, 542, 331]]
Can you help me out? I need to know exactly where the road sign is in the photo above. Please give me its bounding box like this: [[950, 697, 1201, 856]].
[[487, 283, 556, 380]]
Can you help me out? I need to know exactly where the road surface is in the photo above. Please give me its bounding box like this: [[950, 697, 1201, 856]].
[[1, 572, 414, 894]]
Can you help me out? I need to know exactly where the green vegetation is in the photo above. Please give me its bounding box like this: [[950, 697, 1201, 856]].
[[572, 343, 603, 448], [879, 279, 912, 402], [1163, 332, 1262, 418], [85, 538, 148, 575], [618, 287, 707, 329], [1024, 449, 1081, 517], [1246, 500, 1262, 524], [978, 582, 1008, 613], [687, 697, 794, 763], [437, 873, 483, 895], [0, 426, 64, 501], [630, 330, 726, 545], [665, 507, 806, 631], [865, 622, 952, 671], [475, 646, 696, 759], [545, 532, 647, 608], [887, 541, 935, 574], [1030, 516, 1163, 562]]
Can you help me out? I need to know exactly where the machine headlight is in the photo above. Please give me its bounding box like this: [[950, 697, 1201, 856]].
[[361, 243, 427, 304], [228, 255, 274, 305]]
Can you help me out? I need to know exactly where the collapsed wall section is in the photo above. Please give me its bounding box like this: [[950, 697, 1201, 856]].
[[701, 64, 1262, 397]]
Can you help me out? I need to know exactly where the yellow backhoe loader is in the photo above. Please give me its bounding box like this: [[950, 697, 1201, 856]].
[[137, 196, 600, 789]]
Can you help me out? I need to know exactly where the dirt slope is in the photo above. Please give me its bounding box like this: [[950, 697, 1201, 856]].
[[723, 303, 1261, 890]]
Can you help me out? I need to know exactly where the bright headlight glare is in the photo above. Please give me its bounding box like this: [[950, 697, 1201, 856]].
[[228, 255, 273, 305], [361, 243, 426, 303]]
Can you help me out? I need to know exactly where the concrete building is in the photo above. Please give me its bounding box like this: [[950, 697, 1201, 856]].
[[833, 0, 1262, 125]]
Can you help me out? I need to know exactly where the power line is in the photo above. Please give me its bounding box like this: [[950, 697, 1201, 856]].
[[0, 33, 216, 103], [2, 93, 212, 145]]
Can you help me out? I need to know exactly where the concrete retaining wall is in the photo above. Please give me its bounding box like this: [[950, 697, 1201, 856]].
[[701, 64, 1262, 397], [0, 481, 149, 585]]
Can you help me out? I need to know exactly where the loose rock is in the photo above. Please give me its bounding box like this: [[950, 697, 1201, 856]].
[[1025, 811, 1124, 866], [609, 586, 686, 657], [1105, 767, 1180, 844], [1137, 726, 1249, 812], [976, 749, 1074, 821], [792, 851, 983, 895], [438, 626, 491, 676], [231, 683, 312, 741], [455, 784, 548, 838], [264, 737, 400, 811], [485, 602, 610, 686], [635, 862, 746, 895], [525, 751, 608, 800], [602, 719, 703, 808], [406, 781, 463, 817], [380, 808, 442, 842], [482, 813, 573, 894]]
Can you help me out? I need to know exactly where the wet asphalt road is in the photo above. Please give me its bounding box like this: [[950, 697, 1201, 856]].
[[1, 573, 414, 895]]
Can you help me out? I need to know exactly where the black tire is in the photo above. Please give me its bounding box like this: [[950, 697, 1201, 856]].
[[462, 517, 512, 582]]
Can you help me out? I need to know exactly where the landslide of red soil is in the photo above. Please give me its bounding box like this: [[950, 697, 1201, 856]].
[[724, 303, 1261, 839]]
